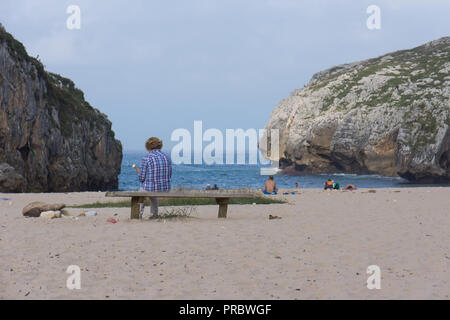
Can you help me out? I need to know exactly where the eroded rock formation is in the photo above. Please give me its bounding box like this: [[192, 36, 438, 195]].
[[0, 24, 122, 192], [261, 37, 449, 182]]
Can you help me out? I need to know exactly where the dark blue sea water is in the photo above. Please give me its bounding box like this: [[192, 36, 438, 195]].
[[119, 151, 447, 191]]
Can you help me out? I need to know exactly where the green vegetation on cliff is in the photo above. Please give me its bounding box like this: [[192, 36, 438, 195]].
[[311, 39, 449, 119], [0, 26, 45, 79], [46, 73, 112, 137], [0, 25, 115, 139]]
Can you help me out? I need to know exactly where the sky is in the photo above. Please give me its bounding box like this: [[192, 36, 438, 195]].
[[1, 0, 449, 151]]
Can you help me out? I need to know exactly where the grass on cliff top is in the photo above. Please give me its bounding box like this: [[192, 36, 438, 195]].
[[311, 39, 449, 88], [311, 39, 449, 113], [69, 196, 286, 208], [46, 72, 114, 137], [0, 25, 115, 139], [0, 26, 46, 79]]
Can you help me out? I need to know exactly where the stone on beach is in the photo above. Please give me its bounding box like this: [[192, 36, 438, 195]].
[[22, 202, 66, 217], [77, 210, 98, 217], [60, 209, 72, 216], [39, 211, 61, 219]]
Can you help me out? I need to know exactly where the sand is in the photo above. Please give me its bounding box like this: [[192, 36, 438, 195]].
[[0, 188, 449, 299]]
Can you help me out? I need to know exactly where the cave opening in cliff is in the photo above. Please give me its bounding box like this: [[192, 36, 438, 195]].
[[439, 150, 448, 170], [18, 143, 30, 162]]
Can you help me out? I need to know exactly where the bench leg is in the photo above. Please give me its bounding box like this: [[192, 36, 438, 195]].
[[216, 198, 229, 218], [131, 196, 144, 219]]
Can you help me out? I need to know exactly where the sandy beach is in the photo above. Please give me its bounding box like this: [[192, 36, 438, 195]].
[[0, 187, 449, 300]]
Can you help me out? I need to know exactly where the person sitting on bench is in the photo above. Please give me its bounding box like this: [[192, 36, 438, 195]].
[[133, 137, 172, 218]]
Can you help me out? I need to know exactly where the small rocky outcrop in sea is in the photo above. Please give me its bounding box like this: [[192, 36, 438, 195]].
[[261, 37, 449, 183], [0, 24, 122, 192]]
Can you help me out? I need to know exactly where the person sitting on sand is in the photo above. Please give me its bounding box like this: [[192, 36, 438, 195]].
[[133, 137, 172, 218], [324, 178, 334, 190], [263, 176, 278, 195], [343, 184, 357, 191]]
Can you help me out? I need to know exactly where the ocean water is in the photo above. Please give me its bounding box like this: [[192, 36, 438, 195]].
[[118, 151, 449, 191]]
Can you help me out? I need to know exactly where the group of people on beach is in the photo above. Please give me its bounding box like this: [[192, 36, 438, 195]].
[[324, 178, 340, 190], [261, 176, 303, 195], [132, 137, 358, 218], [326, 179, 357, 191], [261, 176, 357, 194]]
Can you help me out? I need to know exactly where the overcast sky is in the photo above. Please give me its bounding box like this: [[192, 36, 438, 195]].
[[1, 0, 449, 151]]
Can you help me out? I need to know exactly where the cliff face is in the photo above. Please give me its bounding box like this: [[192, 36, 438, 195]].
[[0, 25, 122, 192], [261, 37, 450, 182]]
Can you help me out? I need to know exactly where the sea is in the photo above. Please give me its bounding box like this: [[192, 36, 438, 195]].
[[119, 151, 449, 191]]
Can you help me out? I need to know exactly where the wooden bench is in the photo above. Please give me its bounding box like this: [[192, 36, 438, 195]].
[[105, 191, 257, 219]]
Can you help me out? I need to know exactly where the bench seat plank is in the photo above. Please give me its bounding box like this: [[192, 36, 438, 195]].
[[106, 191, 256, 199], [105, 191, 257, 219]]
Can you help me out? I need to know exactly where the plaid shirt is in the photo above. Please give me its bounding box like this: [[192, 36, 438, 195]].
[[138, 150, 172, 192]]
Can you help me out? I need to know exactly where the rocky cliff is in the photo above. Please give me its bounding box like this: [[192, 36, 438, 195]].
[[261, 37, 449, 182], [0, 25, 122, 192]]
